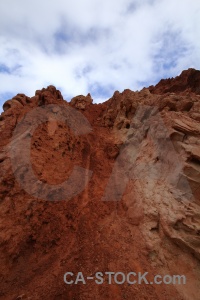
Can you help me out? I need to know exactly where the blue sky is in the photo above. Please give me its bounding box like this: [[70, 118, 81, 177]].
[[0, 0, 200, 111]]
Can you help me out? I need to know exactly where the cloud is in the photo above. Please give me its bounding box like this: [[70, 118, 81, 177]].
[[0, 0, 200, 111]]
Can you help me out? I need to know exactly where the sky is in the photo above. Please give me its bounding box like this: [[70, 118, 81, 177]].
[[0, 0, 200, 111]]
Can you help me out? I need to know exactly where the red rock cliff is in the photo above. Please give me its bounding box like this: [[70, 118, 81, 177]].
[[0, 69, 200, 299]]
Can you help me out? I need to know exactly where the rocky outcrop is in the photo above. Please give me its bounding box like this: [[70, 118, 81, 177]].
[[70, 93, 93, 110], [149, 68, 200, 95], [0, 69, 200, 300], [3, 94, 31, 111]]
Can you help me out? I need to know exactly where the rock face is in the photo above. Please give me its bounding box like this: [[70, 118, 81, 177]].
[[70, 93, 93, 110], [0, 68, 200, 300]]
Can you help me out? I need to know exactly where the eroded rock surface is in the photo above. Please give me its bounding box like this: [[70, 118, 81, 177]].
[[0, 69, 200, 300]]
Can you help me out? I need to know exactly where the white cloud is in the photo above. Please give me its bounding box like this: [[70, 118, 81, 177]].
[[0, 0, 200, 110]]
